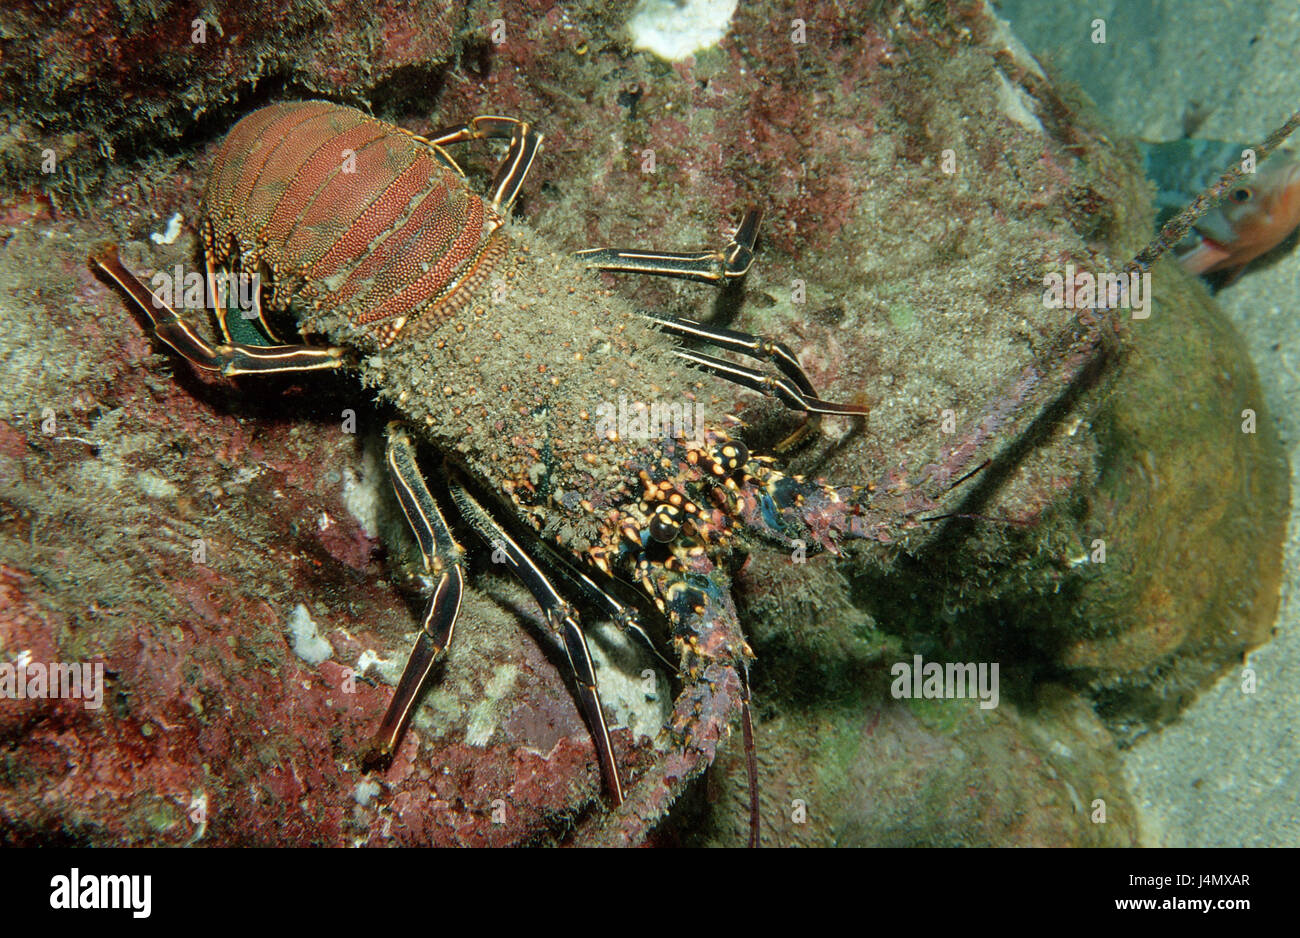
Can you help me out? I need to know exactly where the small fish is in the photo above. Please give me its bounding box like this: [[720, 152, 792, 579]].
[[1138, 139, 1300, 279]]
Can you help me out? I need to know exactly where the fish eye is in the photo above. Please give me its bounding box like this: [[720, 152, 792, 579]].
[[648, 504, 682, 543], [1228, 186, 1253, 204]]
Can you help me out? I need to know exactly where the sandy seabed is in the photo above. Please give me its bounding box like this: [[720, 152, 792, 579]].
[[998, 0, 1300, 847]]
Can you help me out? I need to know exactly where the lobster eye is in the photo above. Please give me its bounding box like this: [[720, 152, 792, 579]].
[[1228, 186, 1253, 204], [712, 440, 750, 474], [648, 504, 682, 543]]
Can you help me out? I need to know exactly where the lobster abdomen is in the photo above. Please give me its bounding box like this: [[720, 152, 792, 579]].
[[203, 101, 506, 345]]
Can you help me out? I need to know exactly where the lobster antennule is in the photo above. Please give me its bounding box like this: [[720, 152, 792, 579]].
[[720, 458, 937, 556], [576, 552, 756, 847]]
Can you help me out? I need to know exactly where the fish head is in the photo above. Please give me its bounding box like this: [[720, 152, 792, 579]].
[[1182, 150, 1300, 275]]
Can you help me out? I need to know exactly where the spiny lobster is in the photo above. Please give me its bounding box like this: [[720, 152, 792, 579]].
[[90, 100, 955, 846]]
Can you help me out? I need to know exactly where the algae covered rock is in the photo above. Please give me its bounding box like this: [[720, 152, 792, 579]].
[[1061, 265, 1288, 732], [0, 0, 463, 199], [0, 0, 1288, 846], [688, 684, 1138, 848]]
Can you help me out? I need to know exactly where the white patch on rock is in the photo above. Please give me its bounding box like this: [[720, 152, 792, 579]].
[[356, 647, 402, 685], [135, 469, 179, 499], [341, 449, 381, 537], [227, 465, 264, 489], [583, 620, 670, 736], [186, 792, 208, 843], [465, 663, 518, 746], [627, 0, 739, 61], [993, 69, 1043, 134], [287, 603, 333, 665], [150, 212, 184, 245], [986, 7, 1046, 80], [353, 779, 381, 806]]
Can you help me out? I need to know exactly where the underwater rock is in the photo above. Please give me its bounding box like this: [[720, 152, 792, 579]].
[[687, 684, 1138, 847], [0, 0, 463, 196], [1058, 265, 1288, 734]]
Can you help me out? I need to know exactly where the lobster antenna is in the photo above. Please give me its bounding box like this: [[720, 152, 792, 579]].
[[917, 511, 1036, 527], [946, 458, 992, 493], [737, 662, 761, 849]]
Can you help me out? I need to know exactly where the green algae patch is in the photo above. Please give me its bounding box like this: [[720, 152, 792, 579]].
[[887, 300, 918, 332], [902, 692, 973, 736]]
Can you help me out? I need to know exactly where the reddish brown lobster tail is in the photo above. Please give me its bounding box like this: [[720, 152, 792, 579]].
[[202, 100, 506, 345]]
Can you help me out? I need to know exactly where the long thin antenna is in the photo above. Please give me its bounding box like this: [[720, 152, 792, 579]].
[[946, 458, 992, 493], [738, 664, 760, 849]]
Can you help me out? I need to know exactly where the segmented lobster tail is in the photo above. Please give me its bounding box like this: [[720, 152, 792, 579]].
[[203, 101, 507, 347]]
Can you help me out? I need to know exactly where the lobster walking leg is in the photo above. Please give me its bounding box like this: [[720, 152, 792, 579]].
[[575, 209, 867, 420], [447, 476, 624, 805], [362, 424, 467, 767], [529, 540, 675, 670], [203, 228, 284, 346], [645, 312, 821, 397], [674, 347, 868, 416], [90, 244, 346, 376], [574, 208, 762, 283], [426, 115, 542, 213]]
